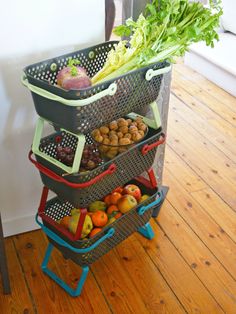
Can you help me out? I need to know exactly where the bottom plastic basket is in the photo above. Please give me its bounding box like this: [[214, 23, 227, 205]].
[[38, 176, 159, 266]]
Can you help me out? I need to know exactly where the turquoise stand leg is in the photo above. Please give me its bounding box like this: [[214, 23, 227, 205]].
[[138, 222, 155, 240], [41, 243, 89, 297]]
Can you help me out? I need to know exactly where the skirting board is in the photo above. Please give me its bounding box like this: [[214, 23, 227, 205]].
[[2, 214, 40, 238]]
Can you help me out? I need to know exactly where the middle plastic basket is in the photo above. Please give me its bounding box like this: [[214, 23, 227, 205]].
[[29, 126, 165, 208]]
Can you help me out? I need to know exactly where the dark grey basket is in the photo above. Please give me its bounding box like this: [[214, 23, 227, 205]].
[[42, 178, 158, 266], [24, 41, 169, 133], [34, 127, 164, 208]]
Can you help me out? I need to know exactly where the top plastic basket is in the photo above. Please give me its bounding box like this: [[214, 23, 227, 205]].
[[22, 41, 171, 134]]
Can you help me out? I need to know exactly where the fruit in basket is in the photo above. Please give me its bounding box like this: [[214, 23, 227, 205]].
[[57, 58, 91, 90], [68, 213, 93, 238], [139, 195, 150, 203], [123, 184, 142, 201], [110, 192, 122, 205], [104, 194, 112, 206], [89, 201, 107, 213], [117, 195, 138, 213], [107, 205, 119, 215], [112, 186, 124, 194], [106, 217, 116, 226], [89, 228, 102, 238], [91, 211, 108, 227], [59, 216, 71, 229]]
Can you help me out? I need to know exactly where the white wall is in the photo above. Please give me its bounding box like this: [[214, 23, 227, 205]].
[[0, 0, 105, 236]]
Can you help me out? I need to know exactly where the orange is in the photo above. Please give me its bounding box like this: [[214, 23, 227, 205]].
[[89, 228, 102, 238], [60, 216, 71, 229], [107, 205, 119, 215], [91, 211, 108, 227], [104, 194, 112, 206], [114, 212, 122, 219], [112, 186, 124, 194], [110, 192, 122, 205]]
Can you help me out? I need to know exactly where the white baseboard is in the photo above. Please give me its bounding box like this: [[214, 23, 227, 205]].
[[2, 214, 40, 238]]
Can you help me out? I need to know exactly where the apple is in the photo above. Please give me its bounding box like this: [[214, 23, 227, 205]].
[[117, 195, 138, 213], [139, 194, 150, 203], [123, 184, 142, 201]]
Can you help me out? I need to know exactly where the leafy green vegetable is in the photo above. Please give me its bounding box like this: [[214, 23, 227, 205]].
[[91, 0, 222, 84], [68, 58, 81, 76]]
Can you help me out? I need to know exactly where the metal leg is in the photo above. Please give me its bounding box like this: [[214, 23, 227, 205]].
[[42, 243, 89, 297], [138, 222, 155, 240], [0, 213, 11, 294]]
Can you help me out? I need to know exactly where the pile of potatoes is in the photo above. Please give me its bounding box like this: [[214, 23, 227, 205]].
[[91, 117, 148, 159]]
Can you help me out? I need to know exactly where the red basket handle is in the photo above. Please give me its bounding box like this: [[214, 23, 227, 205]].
[[142, 133, 166, 155], [28, 150, 117, 188], [37, 186, 87, 241]]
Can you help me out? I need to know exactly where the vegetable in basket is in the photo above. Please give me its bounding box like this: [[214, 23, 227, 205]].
[[57, 58, 91, 90], [91, 0, 222, 84]]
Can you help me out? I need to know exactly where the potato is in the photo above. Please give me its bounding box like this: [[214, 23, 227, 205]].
[[118, 147, 128, 154], [117, 118, 128, 127], [138, 123, 147, 131], [119, 138, 131, 145], [103, 138, 110, 145], [138, 130, 145, 138], [129, 125, 138, 134], [124, 133, 132, 140], [94, 134, 103, 143], [132, 132, 142, 142], [109, 121, 118, 130], [91, 129, 100, 138], [135, 117, 143, 124], [117, 132, 124, 139], [109, 134, 118, 141], [110, 138, 119, 146], [126, 119, 132, 126], [118, 126, 128, 134], [100, 126, 109, 134]]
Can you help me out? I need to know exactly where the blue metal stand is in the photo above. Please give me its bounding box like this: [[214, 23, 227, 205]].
[[41, 243, 89, 297], [138, 222, 155, 239]]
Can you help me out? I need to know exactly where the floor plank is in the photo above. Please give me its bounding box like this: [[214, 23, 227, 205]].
[[158, 201, 236, 313], [13, 231, 111, 314], [170, 93, 236, 163], [172, 68, 236, 126], [0, 238, 35, 314], [171, 80, 236, 140], [174, 62, 236, 114], [164, 146, 236, 243], [115, 236, 185, 313], [167, 108, 236, 209], [136, 220, 224, 314], [165, 168, 236, 281]]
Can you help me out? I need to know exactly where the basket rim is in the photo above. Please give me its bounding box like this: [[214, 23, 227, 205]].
[[23, 40, 170, 99]]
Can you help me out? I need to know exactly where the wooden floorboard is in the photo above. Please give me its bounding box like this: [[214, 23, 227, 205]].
[[1, 63, 236, 313]]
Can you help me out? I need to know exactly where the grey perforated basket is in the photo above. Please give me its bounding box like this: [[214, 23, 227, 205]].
[[23, 41, 170, 133], [42, 178, 159, 266], [29, 127, 165, 208]]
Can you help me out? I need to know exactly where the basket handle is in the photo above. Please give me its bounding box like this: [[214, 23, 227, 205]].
[[138, 192, 162, 215], [142, 133, 165, 155], [28, 150, 117, 188], [32, 117, 85, 174], [145, 65, 172, 81], [21, 74, 117, 107], [35, 214, 115, 253]]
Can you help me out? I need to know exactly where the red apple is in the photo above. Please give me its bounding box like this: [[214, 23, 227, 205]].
[[123, 184, 142, 201], [117, 195, 137, 214]]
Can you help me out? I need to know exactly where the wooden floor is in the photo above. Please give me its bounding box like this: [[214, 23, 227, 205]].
[[1, 63, 236, 314]]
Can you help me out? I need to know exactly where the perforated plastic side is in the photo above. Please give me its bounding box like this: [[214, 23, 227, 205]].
[[35, 127, 163, 207], [42, 181, 158, 266], [24, 41, 169, 133]]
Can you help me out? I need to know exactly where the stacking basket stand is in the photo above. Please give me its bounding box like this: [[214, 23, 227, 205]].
[[23, 40, 171, 297]]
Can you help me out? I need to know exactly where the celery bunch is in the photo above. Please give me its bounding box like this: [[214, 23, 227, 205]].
[[91, 0, 222, 85]]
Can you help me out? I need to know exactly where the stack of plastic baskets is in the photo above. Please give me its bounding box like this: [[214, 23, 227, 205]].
[[22, 40, 171, 297]]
